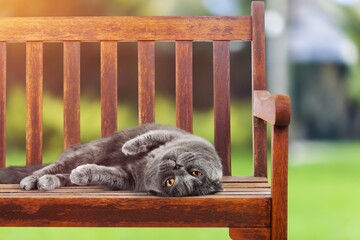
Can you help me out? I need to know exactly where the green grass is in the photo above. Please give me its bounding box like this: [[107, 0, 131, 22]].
[[289, 142, 360, 240], [1, 142, 360, 240]]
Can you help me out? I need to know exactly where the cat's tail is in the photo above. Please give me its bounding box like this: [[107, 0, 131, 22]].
[[0, 165, 45, 184]]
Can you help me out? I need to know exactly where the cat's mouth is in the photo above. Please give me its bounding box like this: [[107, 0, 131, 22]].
[[148, 190, 167, 197]]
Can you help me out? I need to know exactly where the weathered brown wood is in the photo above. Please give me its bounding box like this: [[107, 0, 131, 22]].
[[271, 126, 288, 240], [222, 183, 270, 188], [138, 41, 155, 124], [251, 1, 267, 178], [0, 17, 252, 42], [0, 3, 291, 237], [101, 41, 118, 137], [213, 41, 231, 176], [26, 42, 43, 165], [0, 177, 271, 193], [0, 185, 270, 227], [0, 43, 5, 168], [0, 187, 270, 195], [176, 41, 193, 132], [254, 91, 291, 127], [229, 228, 270, 240], [221, 176, 268, 183], [63, 41, 80, 149]]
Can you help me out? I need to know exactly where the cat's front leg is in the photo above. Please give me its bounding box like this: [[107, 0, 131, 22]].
[[70, 164, 133, 190], [20, 175, 40, 190], [36, 174, 73, 191], [122, 130, 182, 155]]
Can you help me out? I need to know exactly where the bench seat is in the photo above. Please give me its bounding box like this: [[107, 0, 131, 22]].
[[0, 176, 271, 228]]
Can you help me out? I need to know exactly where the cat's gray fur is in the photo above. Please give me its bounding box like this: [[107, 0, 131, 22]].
[[0, 124, 223, 197]]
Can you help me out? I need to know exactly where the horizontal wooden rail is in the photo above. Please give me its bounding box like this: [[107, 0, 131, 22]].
[[0, 177, 270, 227], [253, 90, 291, 127], [0, 16, 251, 42]]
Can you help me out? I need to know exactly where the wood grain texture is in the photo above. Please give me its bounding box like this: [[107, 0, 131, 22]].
[[0, 197, 270, 227], [0, 17, 251, 42], [254, 90, 291, 127], [251, 2, 266, 90], [0, 3, 291, 235], [176, 41, 193, 132], [26, 42, 43, 165], [213, 41, 231, 176], [63, 41, 80, 149], [229, 228, 270, 240], [0, 42, 5, 168], [101, 41, 118, 137], [251, 1, 267, 178], [0, 177, 270, 227], [271, 126, 288, 240], [138, 41, 155, 124]]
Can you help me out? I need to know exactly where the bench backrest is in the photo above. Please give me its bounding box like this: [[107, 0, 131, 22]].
[[0, 2, 266, 177]]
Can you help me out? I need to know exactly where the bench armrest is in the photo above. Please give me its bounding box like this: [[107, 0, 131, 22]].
[[253, 90, 291, 126], [253, 90, 289, 237]]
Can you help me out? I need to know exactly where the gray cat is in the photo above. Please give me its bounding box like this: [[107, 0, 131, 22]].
[[0, 124, 223, 197]]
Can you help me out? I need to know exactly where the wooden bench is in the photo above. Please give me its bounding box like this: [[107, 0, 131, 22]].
[[0, 2, 290, 239]]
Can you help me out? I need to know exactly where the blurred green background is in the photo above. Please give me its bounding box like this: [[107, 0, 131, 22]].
[[1, 0, 360, 239]]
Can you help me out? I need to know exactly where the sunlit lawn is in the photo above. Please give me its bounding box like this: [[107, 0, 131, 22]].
[[1, 142, 360, 240]]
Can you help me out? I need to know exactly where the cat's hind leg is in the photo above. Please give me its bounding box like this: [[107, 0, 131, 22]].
[[20, 143, 104, 190], [70, 164, 133, 190]]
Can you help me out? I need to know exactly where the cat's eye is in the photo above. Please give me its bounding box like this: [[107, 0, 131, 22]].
[[165, 177, 175, 187], [191, 171, 203, 177]]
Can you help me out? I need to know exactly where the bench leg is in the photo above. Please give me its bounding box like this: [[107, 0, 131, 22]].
[[229, 228, 270, 240], [271, 126, 289, 240]]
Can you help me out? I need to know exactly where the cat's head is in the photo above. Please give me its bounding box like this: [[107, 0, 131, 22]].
[[145, 141, 223, 197]]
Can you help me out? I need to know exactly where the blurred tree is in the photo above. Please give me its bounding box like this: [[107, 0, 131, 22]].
[[288, 0, 360, 139], [339, 6, 360, 137]]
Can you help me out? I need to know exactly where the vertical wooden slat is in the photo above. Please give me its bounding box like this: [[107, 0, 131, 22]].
[[0, 43, 6, 168], [101, 41, 118, 137], [176, 41, 193, 133], [26, 42, 43, 166], [251, 1, 267, 177], [271, 126, 288, 240], [213, 41, 231, 176], [138, 41, 155, 124], [63, 41, 80, 149]]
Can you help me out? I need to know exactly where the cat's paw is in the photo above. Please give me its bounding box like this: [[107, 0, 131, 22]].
[[37, 175, 60, 191], [20, 175, 39, 190], [122, 140, 147, 155], [70, 164, 96, 185]]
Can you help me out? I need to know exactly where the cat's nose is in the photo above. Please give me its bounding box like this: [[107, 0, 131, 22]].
[[174, 163, 183, 170]]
